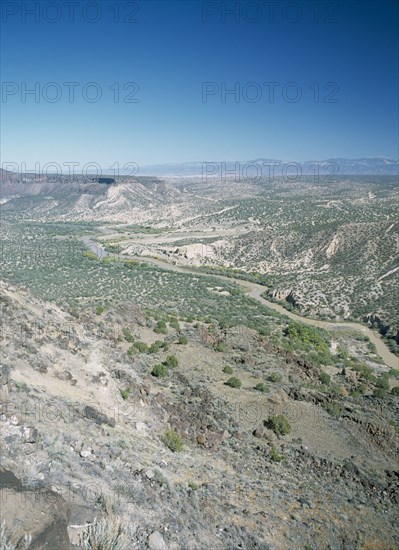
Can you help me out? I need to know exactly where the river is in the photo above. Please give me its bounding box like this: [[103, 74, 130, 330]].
[[79, 235, 398, 369]]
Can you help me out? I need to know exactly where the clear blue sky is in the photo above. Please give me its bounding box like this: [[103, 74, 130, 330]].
[[1, 0, 398, 169]]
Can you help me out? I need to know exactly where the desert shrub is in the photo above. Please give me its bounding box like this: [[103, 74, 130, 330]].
[[154, 321, 167, 334], [83, 250, 98, 261], [266, 415, 291, 435], [127, 345, 137, 357], [368, 341, 377, 353], [323, 402, 341, 417], [350, 384, 366, 398], [389, 368, 399, 379], [284, 321, 330, 355], [319, 371, 331, 385], [223, 365, 233, 374], [122, 327, 134, 343], [178, 335, 188, 345], [269, 372, 282, 383], [149, 341, 161, 354], [225, 377, 242, 389], [120, 388, 131, 400], [391, 386, 399, 396], [376, 375, 390, 390], [152, 364, 168, 378], [134, 341, 149, 354], [96, 305, 105, 315], [163, 429, 183, 452], [169, 317, 180, 330], [79, 516, 125, 550], [270, 446, 284, 462], [188, 481, 199, 490], [214, 342, 228, 352], [254, 382, 269, 393], [373, 388, 385, 398], [352, 364, 376, 383], [164, 355, 178, 368]]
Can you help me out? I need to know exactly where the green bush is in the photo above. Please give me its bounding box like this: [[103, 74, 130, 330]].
[[169, 317, 180, 330], [376, 375, 390, 390], [223, 365, 233, 374], [225, 377, 242, 389], [178, 335, 188, 345], [350, 384, 366, 398], [135, 341, 149, 354], [120, 388, 131, 400], [254, 382, 269, 393], [127, 345, 137, 356], [164, 355, 178, 368], [319, 371, 331, 385], [214, 342, 228, 352], [284, 321, 331, 355], [83, 250, 98, 261], [154, 320, 168, 334], [163, 429, 183, 452], [352, 364, 376, 383], [391, 386, 399, 396], [270, 445, 284, 462], [149, 341, 161, 354], [368, 341, 377, 353], [266, 415, 291, 435], [122, 327, 134, 343], [269, 372, 282, 383], [152, 364, 168, 378], [373, 388, 385, 398], [95, 305, 105, 315], [323, 402, 341, 417]]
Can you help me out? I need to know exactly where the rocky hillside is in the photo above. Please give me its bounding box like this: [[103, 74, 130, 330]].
[[1, 279, 399, 549]]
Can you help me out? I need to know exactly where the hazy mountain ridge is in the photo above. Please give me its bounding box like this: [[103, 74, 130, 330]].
[[137, 157, 399, 176]]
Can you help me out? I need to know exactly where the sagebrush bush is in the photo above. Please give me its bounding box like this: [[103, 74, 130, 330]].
[[152, 364, 168, 378], [225, 377, 242, 389], [122, 327, 134, 343], [323, 402, 341, 417], [223, 365, 233, 374], [319, 371, 331, 385], [266, 415, 291, 435], [79, 516, 125, 550], [270, 445, 284, 462], [214, 342, 228, 352], [373, 388, 385, 398], [120, 388, 131, 400], [154, 320, 168, 334], [164, 355, 178, 368], [254, 382, 269, 393], [163, 429, 183, 452]]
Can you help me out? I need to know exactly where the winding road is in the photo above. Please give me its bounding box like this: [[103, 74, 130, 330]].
[[80, 236, 398, 369]]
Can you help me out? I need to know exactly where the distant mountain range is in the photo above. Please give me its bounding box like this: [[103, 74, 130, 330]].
[[0, 158, 397, 189], [138, 157, 399, 177]]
